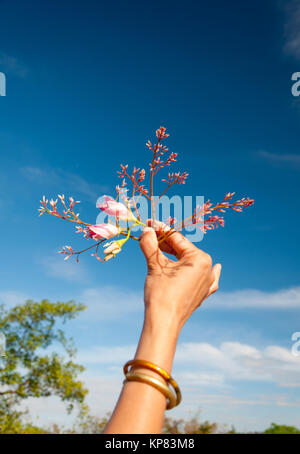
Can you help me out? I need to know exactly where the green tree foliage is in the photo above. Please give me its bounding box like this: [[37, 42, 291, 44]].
[[263, 423, 300, 434], [162, 416, 218, 434], [0, 299, 88, 434], [69, 413, 230, 434], [71, 411, 112, 434]]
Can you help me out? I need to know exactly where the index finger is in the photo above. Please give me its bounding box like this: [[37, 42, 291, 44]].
[[147, 219, 199, 259], [160, 229, 199, 259]]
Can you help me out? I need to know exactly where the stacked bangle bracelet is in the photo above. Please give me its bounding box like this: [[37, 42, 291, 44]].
[[123, 359, 182, 410]]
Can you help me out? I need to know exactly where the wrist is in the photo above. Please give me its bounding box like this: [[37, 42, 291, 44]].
[[144, 301, 182, 339], [133, 309, 180, 376], [143, 312, 180, 346]]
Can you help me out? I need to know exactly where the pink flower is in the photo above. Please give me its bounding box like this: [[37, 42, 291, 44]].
[[97, 195, 135, 221], [88, 223, 120, 241], [166, 217, 176, 226]]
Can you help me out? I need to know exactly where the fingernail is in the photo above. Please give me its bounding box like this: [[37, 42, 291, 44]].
[[139, 226, 154, 241], [161, 223, 171, 232], [153, 220, 171, 232], [142, 226, 155, 233]]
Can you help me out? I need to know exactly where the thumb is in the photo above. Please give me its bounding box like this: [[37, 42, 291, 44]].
[[139, 227, 162, 268]]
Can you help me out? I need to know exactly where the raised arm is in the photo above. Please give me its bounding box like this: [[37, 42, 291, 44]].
[[103, 224, 221, 434]]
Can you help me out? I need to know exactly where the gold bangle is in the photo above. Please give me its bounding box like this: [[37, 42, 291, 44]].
[[124, 359, 182, 407], [123, 371, 177, 410]]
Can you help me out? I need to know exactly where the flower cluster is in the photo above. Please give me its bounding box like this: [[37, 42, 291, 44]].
[[39, 127, 254, 263], [39, 195, 81, 222]]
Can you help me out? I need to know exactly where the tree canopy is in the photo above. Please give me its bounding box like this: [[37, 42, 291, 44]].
[[0, 299, 87, 433], [263, 423, 300, 434]]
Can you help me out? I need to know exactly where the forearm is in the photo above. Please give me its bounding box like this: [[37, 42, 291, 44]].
[[103, 312, 180, 434], [103, 225, 221, 434]]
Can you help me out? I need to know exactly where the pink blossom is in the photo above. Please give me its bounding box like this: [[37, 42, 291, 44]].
[[224, 192, 235, 200], [40, 127, 255, 266], [195, 216, 225, 233], [162, 171, 188, 185], [167, 217, 176, 226], [97, 195, 135, 221], [59, 245, 74, 260], [75, 225, 89, 239], [88, 223, 120, 241], [156, 126, 169, 139]]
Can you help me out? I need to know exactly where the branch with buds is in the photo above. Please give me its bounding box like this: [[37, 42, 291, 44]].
[[38, 127, 254, 263]]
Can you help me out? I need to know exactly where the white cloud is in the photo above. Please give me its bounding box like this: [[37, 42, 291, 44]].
[[1, 284, 299, 316], [39, 256, 89, 284], [205, 286, 300, 309], [176, 372, 225, 387], [77, 344, 136, 364], [182, 392, 271, 407], [0, 52, 28, 78], [174, 342, 272, 382], [79, 286, 143, 321], [20, 166, 109, 203], [264, 345, 299, 363], [80, 285, 300, 320], [284, 0, 300, 60], [0, 284, 143, 320], [220, 342, 262, 360], [76, 340, 300, 388], [0, 290, 29, 307], [258, 150, 300, 167]]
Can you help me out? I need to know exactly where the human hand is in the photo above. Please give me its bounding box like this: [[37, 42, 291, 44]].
[[139, 221, 222, 334]]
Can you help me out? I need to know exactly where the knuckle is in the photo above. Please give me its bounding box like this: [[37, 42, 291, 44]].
[[148, 265, 158, 275], [193, 251, 212, 269], [147, 259, 157, 272], [191, 251, 202, 264], [203, 253, 212, 268]]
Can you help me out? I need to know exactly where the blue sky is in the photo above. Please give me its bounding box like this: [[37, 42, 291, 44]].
[[0, 0, 300, 432]]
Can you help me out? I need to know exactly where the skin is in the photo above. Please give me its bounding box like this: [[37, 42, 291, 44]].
[[103, 221, 222, 434]]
